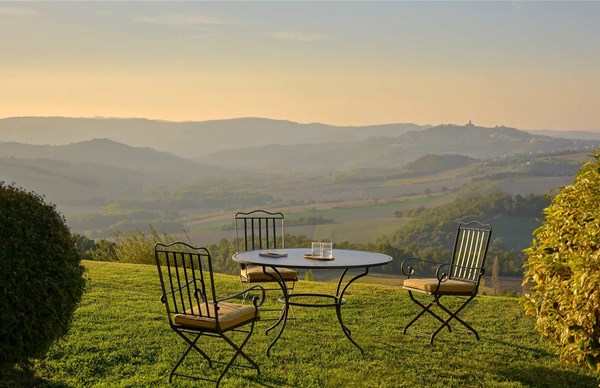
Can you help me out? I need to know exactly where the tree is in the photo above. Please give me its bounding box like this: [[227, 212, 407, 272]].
[[0, 183, 86, 367], [73, 233, 97, 260], [523, 151, 600, 371]]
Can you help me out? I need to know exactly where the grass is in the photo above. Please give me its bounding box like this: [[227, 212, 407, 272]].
[[4, 260, 597, 387]]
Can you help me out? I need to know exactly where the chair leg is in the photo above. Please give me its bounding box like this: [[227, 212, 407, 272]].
[[170, 325, 260, 386], [404, 291, 452, 335], [216, 323, 260, 387], [170, 332, 211, 382], [431, 294, 479, 344]]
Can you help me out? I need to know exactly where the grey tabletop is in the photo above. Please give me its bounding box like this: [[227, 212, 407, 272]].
[[232, 248, 393, 270]]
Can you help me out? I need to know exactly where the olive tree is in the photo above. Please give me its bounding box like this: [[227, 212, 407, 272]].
[[523, 152, 600, 371], [0, 183, 85, 367]]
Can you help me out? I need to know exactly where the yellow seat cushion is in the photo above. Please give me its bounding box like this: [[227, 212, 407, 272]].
[[242, 265, 298, 282], [173, 302, 258, 331], [403, 278, 475, 294]]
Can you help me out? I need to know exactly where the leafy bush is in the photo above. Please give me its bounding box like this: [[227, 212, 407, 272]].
[[0, 183, 85, 366], [523, 151, 600, 371]]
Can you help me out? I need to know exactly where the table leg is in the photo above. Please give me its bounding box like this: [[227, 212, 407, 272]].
[[261, 266, 289, 356], [335, 267, 369, 355], [260, 265, 370, 356]]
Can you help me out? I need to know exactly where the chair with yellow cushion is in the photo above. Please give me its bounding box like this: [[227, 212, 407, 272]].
[[235, 210, 298, 317], [155, 242, 265, 387], [400, 221, 492, 345]]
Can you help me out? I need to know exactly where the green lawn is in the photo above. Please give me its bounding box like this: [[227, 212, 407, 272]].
[[6, 260, 597, 387]]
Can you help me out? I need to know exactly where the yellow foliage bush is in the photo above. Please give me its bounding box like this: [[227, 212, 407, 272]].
[[523, 151, 600, 371]]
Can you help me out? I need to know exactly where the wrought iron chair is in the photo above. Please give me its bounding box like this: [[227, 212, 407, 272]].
[[155, 242, 265, 386], [400, 221, 492, 345], [235, 210, 298, 317]]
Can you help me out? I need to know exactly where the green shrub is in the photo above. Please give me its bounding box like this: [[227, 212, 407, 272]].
[[112, 225, 175, 264], [0, 183, 85, 366], [523, 151, 600, 371]]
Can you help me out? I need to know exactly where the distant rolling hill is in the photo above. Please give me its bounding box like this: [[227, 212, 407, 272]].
[[0, 157, 151, 204], [0, 138, 215, 174], [0, 116, 429, 158], [197, 124, 600, 172], [395, 124, 599, 157], [401, 154, 479, 176], [526, 129, 600, 140], [0, 139, 227, 206]]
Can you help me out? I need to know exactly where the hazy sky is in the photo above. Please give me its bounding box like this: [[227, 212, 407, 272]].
[[1, 1, 599, 130]]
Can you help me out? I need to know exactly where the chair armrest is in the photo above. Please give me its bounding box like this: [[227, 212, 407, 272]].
[[216, 285, 266, 308], [400, 257, 446, 278]]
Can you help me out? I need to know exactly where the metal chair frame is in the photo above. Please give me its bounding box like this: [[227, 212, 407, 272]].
[[155, 242, 265, 387], [235, 210, 298, 319], [400, 221, 492, 345]]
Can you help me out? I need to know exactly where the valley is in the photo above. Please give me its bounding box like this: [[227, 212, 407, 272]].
[[1, 117, 597, 255]]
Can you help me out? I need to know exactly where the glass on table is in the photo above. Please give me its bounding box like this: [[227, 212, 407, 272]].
[[321, 242, 333, 259], [311, 242, 322, 257]]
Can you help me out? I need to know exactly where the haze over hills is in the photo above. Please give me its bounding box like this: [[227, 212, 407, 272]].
[[0, 139, 228, 206], [526, 129, 600, 140], [1, 118, 598, 210], [3, 120, 598, 180], [197, 123, 600, 172], [2, 116, 599, 156], [0, 117, 429, 158], [0, 139, 214, 174]]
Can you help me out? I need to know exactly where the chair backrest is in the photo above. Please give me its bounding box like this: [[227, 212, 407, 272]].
[[235, 210, 284, 252], [449, 221, 492, 283], [155, 242, 217, 323]]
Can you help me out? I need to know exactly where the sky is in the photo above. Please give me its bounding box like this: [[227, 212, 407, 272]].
[[1, 1, 599, 131]]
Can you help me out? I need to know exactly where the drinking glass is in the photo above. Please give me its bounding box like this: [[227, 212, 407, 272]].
[[311, 242, 322, 257], [321, 242, 333, 259]]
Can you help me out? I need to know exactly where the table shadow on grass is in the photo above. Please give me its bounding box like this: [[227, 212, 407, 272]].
[[244, 374, 291, 388]]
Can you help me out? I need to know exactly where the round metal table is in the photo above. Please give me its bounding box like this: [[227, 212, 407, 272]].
[[233, 248, 393, 355]]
